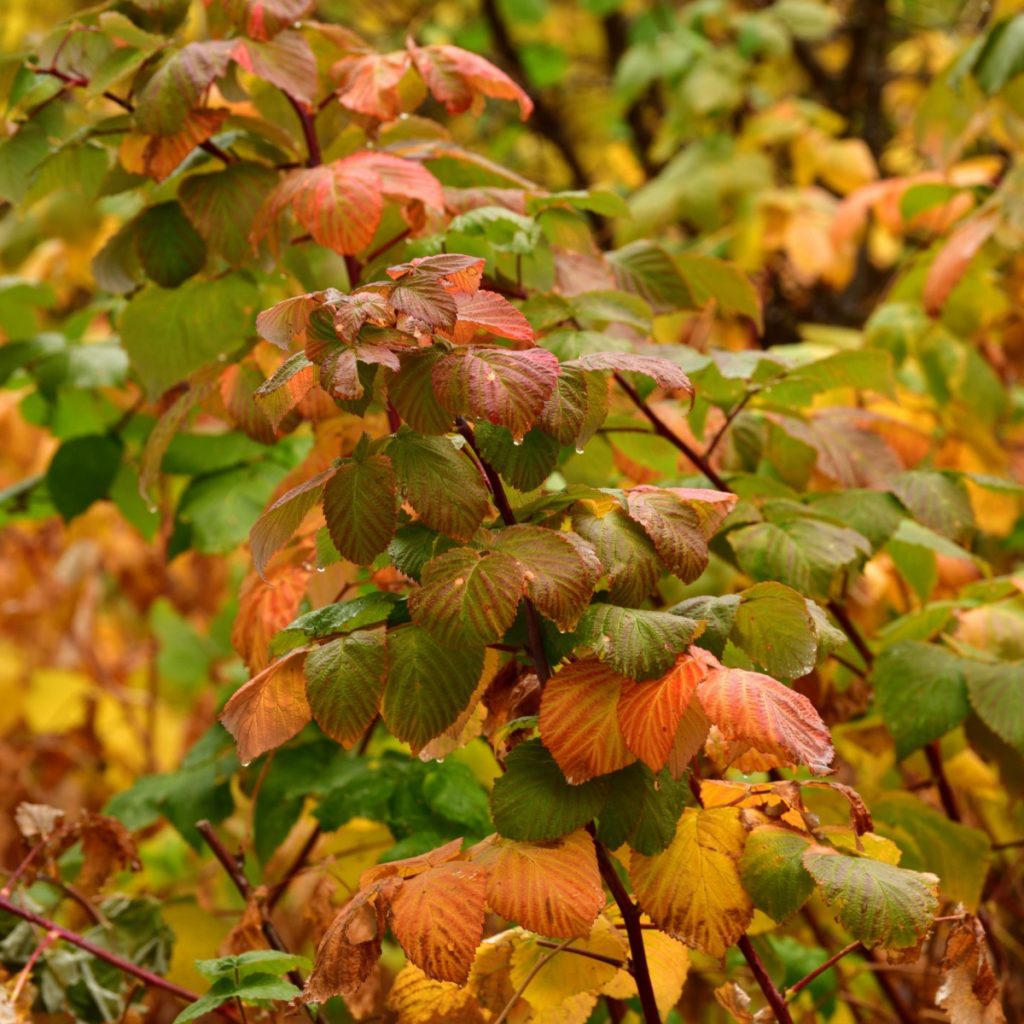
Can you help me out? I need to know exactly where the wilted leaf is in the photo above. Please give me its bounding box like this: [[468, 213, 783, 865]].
[[936, 914, 1007, 1024]]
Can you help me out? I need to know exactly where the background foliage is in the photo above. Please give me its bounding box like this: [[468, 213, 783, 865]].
[[1, 0, 1023, 1022]]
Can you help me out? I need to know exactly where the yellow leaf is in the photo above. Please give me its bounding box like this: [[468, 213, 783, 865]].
[[630, 807, 753, 959], [387, 963, 486, 1024], [818, 826, 903, 865], [25, 668, 91, 733], [601, 927, 689, 1019], [508, 917, 627, 1013]]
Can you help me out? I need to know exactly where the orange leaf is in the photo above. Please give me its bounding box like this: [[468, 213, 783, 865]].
[[303, 882, 399, 1002], [469, 829, 604, 939], [219, 651, 311, 765], [361, 837, 465, 886], [698, 667, 834, 775], [232, 555, 311, 672], [388, 253, 487, 295], [119, 109, 229, 183], [389, 861, 488, 983], [923, 212, 998, 316], [665, 692, 712, 779], [539, 659, 635, 784], [617, 652, 707, 772], [408, 41, 533, 120]]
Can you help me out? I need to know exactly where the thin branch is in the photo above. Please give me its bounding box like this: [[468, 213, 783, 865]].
[[704, 389, 757, 459], [196, 821, 315, 1021], [11, 928, 59, 1003], [923, 742, 960, 822], [267, 824, 322, 911], [456, 417, 551, 684], [738, 935, 795, 1024], [492, 937, 574, 1024], [1, 841, 47, 898], [593, 840, 661, 1024], [365, 228, 412, 266], [534, 939, 626, 970], [613, 372, 729, 491], [284, 92, 321, 167], [827, 601, 874, 668], [0, 894, 231, 1017], [785, 941, 861, 1001]]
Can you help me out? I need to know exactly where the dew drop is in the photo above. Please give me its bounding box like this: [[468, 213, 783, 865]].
[[216, 352, 227, 362], [512, 437, 524, 447], [146, 503, 158, 514], [240, 760, 252, 768], [316, 566, 327, 573], [574, 447, 585, 455]]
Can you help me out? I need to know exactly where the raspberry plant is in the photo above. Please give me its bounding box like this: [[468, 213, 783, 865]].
[[0, 1, 1022, 1023]]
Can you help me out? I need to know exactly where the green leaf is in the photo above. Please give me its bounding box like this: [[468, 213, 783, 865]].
[[387, 428, 490, 540], [872, 793, 991, 910], [305, 629, 387, 748], [45, 433, 123, 521], [381, 624, 484, 750], [672, 594, 740, 658], [808, 490, 906, 551], [597, 763, 690, 855], [408, 547, 527, 645], [271, 593, 399, 655], [874, 642, 971, 759], [195, 950, 310, 982], [179, 162, 277, 266], [802, 847, 939, 950], [972, 14, 1024, 93], [491, 739, 610, 841], [575, 605, 704, 680], [432, 346, 560, 441], [133, 201, 206, 288], [493, 524, 600, 632], [889, 471, 975, 544], [964, 659, 1024, 754], [174, 974, 301, 1024], [728, 506, 871, 599], [475, 421, 560, 491], [624, 487, 714, 584], [135, 39, 233, 134], [731, 582, 818, 679], [120, 274, 259, 398], [569, 289, 653, 333], [387, 522, 459, 582], [739, 826, 815, 923], [607, 240, 696, 312], [572, 499, 662, 606], [388, 348, 455, 434], [537, 364, 609, 449], [675, 253, 762, 330], [323, 453, 397, 564]]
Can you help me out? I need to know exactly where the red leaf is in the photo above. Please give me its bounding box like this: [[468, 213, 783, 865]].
[[449, 290, 534, 344], [407, 41, 533, 120], [255, 163, 383, 255], [923, 212, 998, 316], [387, 253, 486, 295], [230, 31, 317, 106], [340, 151, 444, 213], [332, 51, 410, 121], [119, 110, 229, 183], [698, 667, 835, 775], [432, 346, 560, 441], [249, 466, 335, 577], [573, 352, 694, 397], [539, 659, 636, 784], [256, 290, 332, 349]]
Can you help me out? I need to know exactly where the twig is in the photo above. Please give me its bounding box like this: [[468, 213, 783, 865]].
[[613, 372, 729, 491], [827, 601, 874, 668], [738, 935, 795, 1024], [704, 389, 757, 459], [11, 928, 59, 1002], [534, 939, 626, 969], [456, 418, 551, 684], [492, 937, 574, 1024], [196, 821, 315, 1021], [923, 742, 960, 822], [0, 894, 230, 1017], [364, 228, 412, 266], [284, 93, 321, 167], [785, 941, 861, 1001], [1, 841, 47, 898], [592, 840, 661, 1024], [267, 824, 322, 911]]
